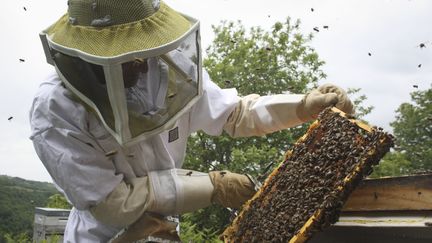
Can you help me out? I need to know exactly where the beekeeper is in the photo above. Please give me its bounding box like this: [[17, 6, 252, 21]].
[[30, 0, 354, 242]]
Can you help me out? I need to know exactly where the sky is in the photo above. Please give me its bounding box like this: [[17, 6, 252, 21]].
[[0, 0, 431, 182]]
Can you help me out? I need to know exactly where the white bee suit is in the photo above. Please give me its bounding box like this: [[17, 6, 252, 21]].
[[30, 70, 241, 242]]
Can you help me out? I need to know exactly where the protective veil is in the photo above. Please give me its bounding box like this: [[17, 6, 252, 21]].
[[40, 8, 202, 146]]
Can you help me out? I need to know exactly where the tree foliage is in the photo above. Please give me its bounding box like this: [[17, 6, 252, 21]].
[[370, 151, 412, 178], [392, 86, 431, 171], [0, 175, 57, 243], [46, 194, 72, 209], [370, 85, 431, 177], [179, 212, 221, 242], [183, 18, 328, 234]]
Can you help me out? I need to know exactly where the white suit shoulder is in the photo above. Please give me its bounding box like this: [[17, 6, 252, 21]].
[[188, 71, 240, 135], [29, 71, 89, 137]]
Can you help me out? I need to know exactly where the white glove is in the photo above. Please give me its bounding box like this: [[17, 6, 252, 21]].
[[223, 83, 355, 137], [296, 83, 355, 122]]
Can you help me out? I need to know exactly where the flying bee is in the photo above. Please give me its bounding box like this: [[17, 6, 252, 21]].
[[105, 150, 117, 157]]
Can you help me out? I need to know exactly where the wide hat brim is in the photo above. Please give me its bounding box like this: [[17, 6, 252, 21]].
[[45, 2, 191, 57]]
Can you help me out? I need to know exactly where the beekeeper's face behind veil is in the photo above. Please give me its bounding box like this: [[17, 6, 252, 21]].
[[40, 0, 202, 146]]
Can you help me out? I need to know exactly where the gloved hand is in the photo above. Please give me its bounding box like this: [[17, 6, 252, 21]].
[[110, 212, 180, 243], [209, 170, 257, 209], [296, 84, 355, 122], [108, 170, 257, 243]]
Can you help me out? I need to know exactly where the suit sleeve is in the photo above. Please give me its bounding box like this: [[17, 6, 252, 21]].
[[188, 71, 240, 136]]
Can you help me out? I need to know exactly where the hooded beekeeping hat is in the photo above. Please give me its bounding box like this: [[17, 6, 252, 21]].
[[40, 0, 203, 146]]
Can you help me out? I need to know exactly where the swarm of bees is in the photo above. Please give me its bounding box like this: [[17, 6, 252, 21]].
[[222, 107, 394, 242], [302, 5, 428, 90]]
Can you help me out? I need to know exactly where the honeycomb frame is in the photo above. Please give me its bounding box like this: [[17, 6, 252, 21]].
[[222, 107, 394, 242]]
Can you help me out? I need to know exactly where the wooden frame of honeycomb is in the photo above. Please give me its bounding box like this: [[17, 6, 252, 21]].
[[222, 107, 394, 242]]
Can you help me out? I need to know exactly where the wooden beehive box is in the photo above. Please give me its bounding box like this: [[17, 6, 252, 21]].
[[222, 107, 394, 242]]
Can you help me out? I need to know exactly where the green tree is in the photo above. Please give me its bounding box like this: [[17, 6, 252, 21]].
[[370, 151, 412, 178], [179, 212, 221, 243], [46, 194, 71, 209], [188, 18, 325, 172], [182, 18, 371, 235], [390, 86, 431, 172], [184, 18, 323, 233], [4, 232, 31, 243], [0, 176, 58, 243]]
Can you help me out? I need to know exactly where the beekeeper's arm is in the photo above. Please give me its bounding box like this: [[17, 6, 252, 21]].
[[30, 101, 250, 229], [90, 170, 255, 228], [223, 84, 355, 137]]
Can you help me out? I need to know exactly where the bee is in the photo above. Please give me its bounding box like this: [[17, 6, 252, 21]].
[[105, 150, 117, 157], [134, 58, 145, 64], [311, 8, 314, 12], [186, 171, 193, 176], [368, 52, 372, 56], [23, 7, 27, 11], [418, 64, 422, 68], [346, 113, 356, 119], [8, 116, 13, 121], [413, 85, 419, 88], [313, 27, 319, 32], [19, 58, 25, 62], [323, 25, 329, 29]]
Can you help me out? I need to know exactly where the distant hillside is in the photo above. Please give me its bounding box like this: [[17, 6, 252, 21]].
[[0, 175, 58, 242]]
